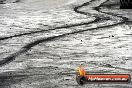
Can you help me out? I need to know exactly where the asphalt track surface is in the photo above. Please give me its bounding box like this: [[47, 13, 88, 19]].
[[0, 0, 132, 88], [0, 0, 131, 71], [0, 0, 128, 66]]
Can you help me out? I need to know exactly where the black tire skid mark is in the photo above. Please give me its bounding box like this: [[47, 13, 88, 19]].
[[0, 0, 20, 4], [96, 0, 132, 72], [0, 18, 100, 40], [0, 0, 101, 41], [0, 0, 129, 69], [0, 0, 101, 66]]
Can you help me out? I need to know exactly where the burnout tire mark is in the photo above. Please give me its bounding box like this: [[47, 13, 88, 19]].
[[0, 19, 99, 40], [0, 0, 129, 67]]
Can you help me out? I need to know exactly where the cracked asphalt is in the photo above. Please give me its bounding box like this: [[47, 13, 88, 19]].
[[0, 0, 132, 88]]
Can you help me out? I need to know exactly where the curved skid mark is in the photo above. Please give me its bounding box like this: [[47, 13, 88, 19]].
[[0, 0, 130, 71], [0, 48, 26, 66], [0, 19, 98, 41], [0, 18, 124, 66]]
